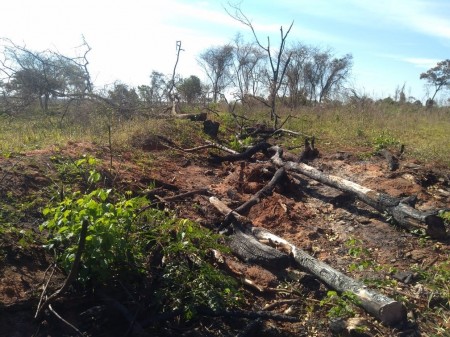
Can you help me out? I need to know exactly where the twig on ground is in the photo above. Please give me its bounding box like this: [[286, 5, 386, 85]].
[[48, 304, 84, 337], [35, 219, 89, 319]]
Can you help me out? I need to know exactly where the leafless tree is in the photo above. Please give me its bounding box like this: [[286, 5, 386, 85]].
[[230, 33, 266, 104], [304, 48, 352, 103], [226, 2, 293, 128], [198, 44, 234, 103], [0, 37, 92, 113], [282, 42, 310, 108]]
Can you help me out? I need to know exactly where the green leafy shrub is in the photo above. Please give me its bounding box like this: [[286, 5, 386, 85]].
[[40, 173, 242, 318], [372, 131, 399, 151], [320, 290, 360, 318], [153, 218, 242, 318], [41, 186, 147, 284]]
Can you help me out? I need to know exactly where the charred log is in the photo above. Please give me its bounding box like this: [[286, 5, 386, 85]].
[[271, 146, 447, 239], [298, 137, 319, 162], [203, 119, 220, 137], [251, 227, 406, 326], [378, 148, 399, 171], [209, 196, 406, 326], [228, 227, 291, 270], [209, 142, 272, 163], [174, 112, 207, 121]]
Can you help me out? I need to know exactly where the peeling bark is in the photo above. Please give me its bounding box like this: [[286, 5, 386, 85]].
[[270, 146, 447, 239], [252, 227, 406, 326], [209, 196, 406, 325]]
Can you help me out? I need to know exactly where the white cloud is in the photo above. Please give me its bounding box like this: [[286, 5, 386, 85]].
[[349, 0, 450, 40], [401, 58, 440, 69]]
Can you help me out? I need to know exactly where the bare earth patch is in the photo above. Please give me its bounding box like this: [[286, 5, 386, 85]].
[[0, 140, 449, 336]]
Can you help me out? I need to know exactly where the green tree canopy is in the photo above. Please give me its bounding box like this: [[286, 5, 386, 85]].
[[177, 75, 202, 104], [420, 59, 450, 102]]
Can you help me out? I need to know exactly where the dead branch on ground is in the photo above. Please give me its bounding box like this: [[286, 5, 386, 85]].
[[270, 146, 447, 239], [35, 219, 89, 319], [209, 196, 406, 326]]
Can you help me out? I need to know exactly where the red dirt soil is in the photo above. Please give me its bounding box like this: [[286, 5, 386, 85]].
[[0, 140, 449, 336]]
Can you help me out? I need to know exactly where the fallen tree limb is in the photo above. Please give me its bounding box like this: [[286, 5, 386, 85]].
[[196, 307, 300, 322], [227, 227, 291, 269], [35, 219, 89, 319], [251, 227, 406, 326], [209, 196, 406, 326], [209, 142, 272, 163], [233, 167, 286, 215], [210, 197, 290, 270], [173, 112, 207, 121], [164, 188, 210, 202], [205, 140, 239, 155], [270, 146, 446, 239]]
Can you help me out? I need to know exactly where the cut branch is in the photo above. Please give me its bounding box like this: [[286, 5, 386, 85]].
[[271, 146, 447, 239], [209, 142, 271, 163], [252, 228, 406, 326], [209, 196, 406, 325]]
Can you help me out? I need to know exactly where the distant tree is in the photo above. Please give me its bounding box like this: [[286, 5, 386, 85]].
[[304, 49, 352, 103], [177, 75, 202, 104], [283, 43, 311, 107], [230, 33, 266, 104], [420, 59, 450, 104], [138, 71, 170, 106], [198, 44, 234, 103], [226, 2, 293, 127], [108, 82, 139, 118], [0, 38, 91, 113]]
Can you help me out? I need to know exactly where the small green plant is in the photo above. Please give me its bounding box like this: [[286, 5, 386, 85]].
[[345, 237, 382, 273], [41, 185, 146, 284], [416, 260, 450, 307], [439, 211, 450, 225], [148, 216, 243, 318], [41, 171, 241, 319], [372, 131, 400, 151], [51, 154, 99, 188], [320, 290, 360, 318], [228, 135, 254, 152]]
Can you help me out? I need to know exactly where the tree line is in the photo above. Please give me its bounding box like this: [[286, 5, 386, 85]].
[[0, 20, 448, 120]]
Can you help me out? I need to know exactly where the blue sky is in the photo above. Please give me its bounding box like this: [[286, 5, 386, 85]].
[[1, 0, 449, 102]]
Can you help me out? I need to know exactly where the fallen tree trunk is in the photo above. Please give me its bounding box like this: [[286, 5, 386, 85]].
[[210, 197, 290, 269], [227, 227, 291, 270], [173, 112, 207, 121], [251, 227, 406, 326], [270, 146, 446, 239], [209, 142, 272, 163], [209, 196, 406, 326]]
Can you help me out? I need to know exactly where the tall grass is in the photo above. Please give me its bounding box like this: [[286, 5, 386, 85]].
[[0, 109, 204, 156], [1, 102, 449, 166], [278, 103, 450, 166]]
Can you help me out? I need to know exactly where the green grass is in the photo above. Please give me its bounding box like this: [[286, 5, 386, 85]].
[[1, 102, 449, 167], [276, 103, 450, 166]]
